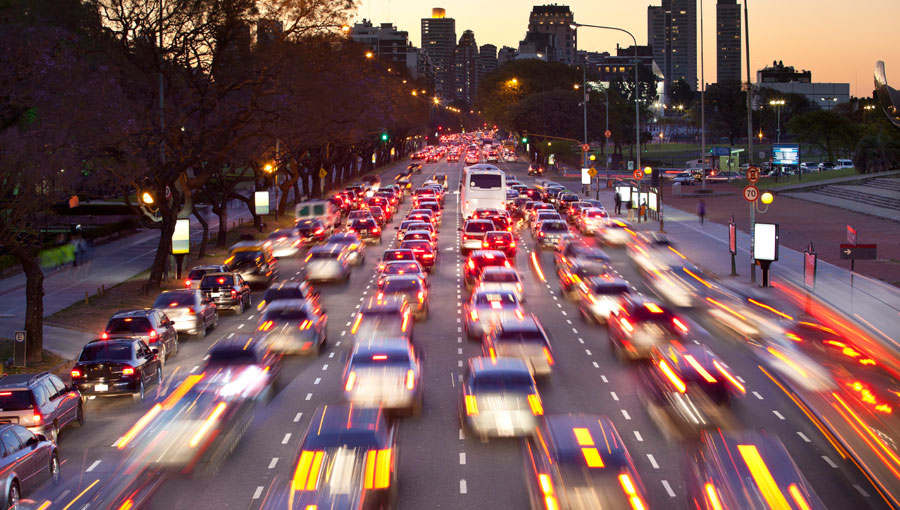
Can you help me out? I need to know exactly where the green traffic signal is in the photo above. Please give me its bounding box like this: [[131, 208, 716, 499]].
[[522, 137, 528, 143], [381, 133, 389, 141]]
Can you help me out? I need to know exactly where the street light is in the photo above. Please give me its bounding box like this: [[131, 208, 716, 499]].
[[340, 24, 350, 33], [140, 191, 154, 205], [573, 84, 580, 90], [769, 99, 785, 143], [365, 51, 374, 59], [760, 191, 774, 205], [263, 163, 274, 173]]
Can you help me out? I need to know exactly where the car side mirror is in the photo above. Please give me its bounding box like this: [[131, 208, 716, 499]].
[[30, 435, 44, 446]]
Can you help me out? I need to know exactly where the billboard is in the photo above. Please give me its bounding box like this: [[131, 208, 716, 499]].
[[772, 144, 800, 166], [753, 223, 779, 261]]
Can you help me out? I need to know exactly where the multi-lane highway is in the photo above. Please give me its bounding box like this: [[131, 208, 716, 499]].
[[29, 155, 890, 510]]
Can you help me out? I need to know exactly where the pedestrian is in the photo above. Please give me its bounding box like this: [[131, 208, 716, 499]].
[[626, 198, 634, 221], [614, 192, 622, 215], [640, 200, 647, 222], [698, 199, 706, 226]]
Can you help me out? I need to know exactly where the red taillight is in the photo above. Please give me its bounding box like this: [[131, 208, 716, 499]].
[[406, 370, 415, 390], [372, 227, 381, 234], [417, 291, 425, 303], [101, 332, 109, 339], [231, 289, 238, 298], [528, 393, 544, 415], [148, 330, 158, 342], [543, 347, 555, 366], [187, 307, 196, 315], [470, 309, 479, 321], [423, 253, 434, 259], [314, 227, 324, 235], [465, 395, 478, 415], [122, 366, 135, 376], [184, 280, 191, 287], [538, 474, 558, 510], [483, 241, 490, 248], [70, 369, 82, 378], [32, 413, 42, 424]]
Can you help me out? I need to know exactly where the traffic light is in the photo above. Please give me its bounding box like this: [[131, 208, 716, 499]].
[[522, 131, 528, 143], [381, 133, 389, 141]]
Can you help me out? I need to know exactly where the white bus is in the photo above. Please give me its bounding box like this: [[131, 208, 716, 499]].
[[460, 164, 506, 220]]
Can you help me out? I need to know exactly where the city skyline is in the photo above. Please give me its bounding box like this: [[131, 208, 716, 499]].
[[354, 0, 900, 97]]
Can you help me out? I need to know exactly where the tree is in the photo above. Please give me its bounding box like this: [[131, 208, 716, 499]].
[[854, 130, 900, 173], [670, 79, 695, 110], [704, 81, 747, 145], [476, 59, 580, 130], [787, 110, 858, 161]]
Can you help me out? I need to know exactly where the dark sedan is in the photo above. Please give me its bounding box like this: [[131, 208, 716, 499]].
[[71, 338, 162, 402], [348, 218, 382, 244]]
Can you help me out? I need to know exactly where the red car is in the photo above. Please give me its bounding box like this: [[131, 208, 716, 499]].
[[464, 250, 511, 288], [379, 249, 417, 269], [399, 240, 436, 271], [482, 231, 517, 258]]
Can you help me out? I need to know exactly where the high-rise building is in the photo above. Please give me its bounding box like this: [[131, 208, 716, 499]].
[[648, 0, 698, 94], [522, 4, 576, 65], [453, 30, 480, 105], [480, 44, 498, 77], [716, 0, 741, 83], [421, 8, 457, 100], [349, 20, 419, 78], [497, 46, 517, 67]]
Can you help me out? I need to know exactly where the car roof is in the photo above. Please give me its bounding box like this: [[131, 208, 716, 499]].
[[230, 241, 269, 251], [481, 266, 517, 275], [263, 299, 309, 310], [496, 314, 543, 332], [303, 404, 391, 450], [352, 339, 412, 358], [469, 250, 507, 259], [309, 244, 345, 254], [0, 372, 49, 389], [469, 356, 531, 375], [111, 309, 152, 318], [542, 415, 630, 469]]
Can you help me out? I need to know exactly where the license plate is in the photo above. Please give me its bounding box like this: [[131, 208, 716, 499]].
[[211, 292, 222, 297], [95, 384, 108, 392]]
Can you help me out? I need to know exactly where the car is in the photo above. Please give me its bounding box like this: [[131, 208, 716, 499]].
[[534, 220, 573, 249], [460, 357, 543, 440], [377, 275, 429, 320], [799, 162, 818, 174], [351, 294, 413, 343], [528, 164, 545, 176], [183, 264, 229, 290], [380, 248, 417, 268], [103, 309, 178, 365], [481, 230, 517, 258], [376, 260, 427, 287], [302, 244, 352, 283], [576, 207, 609, 235], [347, 218, 382, 244], [225, 241, 278, 287], [557, 259, 611, 301], [707, 170, 741, 182], [565, 201, 592, 223], [684, 430, 826, 510], [416, 201, 443, 225], [401, 230, 437, 249], [596, 220, 634, 246], [200, 272, 252, 313], [257, 299, 328, 355], [464, 250, 512, 289], [523, 415, 648, 510], [346, 210, 374, 223], [642, 344, 745, 437], [835, 158, 854, 169], [673, 172, 695, 185], [483, 314, 554, 379], [406, 210, 437, 230], [203, 335, 282, 402], [817, 161, 835, 171], [474, 266, 524, 303], [294, 218, 331, 243], [607, 298, 689, 361], [555, 240, 611, 270], [433, 172, 449, 190], [260, 405, 397, 510], [71, 337, 162, 401], [152, 289, 218, 337], [343, 339, 423, 414], [266, 228, 303, 258], [367, 205, 388, 226], [257, 279, 321, 312], [0, 372, 82, 442], [0, 424, 60, 508], [399, 239, 437, 271], [460, 219, 496, 254], [323, 232, 366, 265], [577, 275, 631, 324], [556, 193, 580, 213], [464, 289, 524, 339]]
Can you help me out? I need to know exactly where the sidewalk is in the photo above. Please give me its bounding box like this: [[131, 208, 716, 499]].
[[0, 201, 254, 357]]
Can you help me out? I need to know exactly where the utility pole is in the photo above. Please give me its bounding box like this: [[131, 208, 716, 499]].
[[700, 0, 707, 190], [744, 0, 756, 283]]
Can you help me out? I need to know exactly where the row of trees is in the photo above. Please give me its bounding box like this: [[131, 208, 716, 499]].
[[1, 0, 444, 360]]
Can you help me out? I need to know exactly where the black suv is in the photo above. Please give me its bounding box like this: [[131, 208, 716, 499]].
[[200, 272, 252, 313], [0, 373, 83, 442], [104, 309, 178, 367]]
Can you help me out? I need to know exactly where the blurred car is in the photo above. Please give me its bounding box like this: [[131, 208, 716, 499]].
[[200, 272, 251, 313], [0, 372, 82, 442], [707, 171, 741, 183], [416, 201, 443, 225], [295, 218, 331, 243], [104, 309, 178, 365], [557, 259, 610, 300], [257, 299, 328, 356], [399, 239, 437, 271], [464, 289, 524, 339], [395, 219, 429, 241], [302, 244, 352, 283], [261, 405, 397, 510], [685, 430, 826, 510], [266, 228, 303, 258], [203, 334, 282, 402], [225, 241, 278, 287], [565, 201, 593, 223], [257, 280, 320, 312], [71, 338, 162, 402], [642, 344, 745, 438], [531, 211, 564, 232], [343, 338, 423, 414], [534, 220, 573, 249], [377, 275, 429, 320], [380, 249, 417, 268], [597, 220, 633, 246], [673, 172, 695, 185], [475, 266, 524, 303], [152, 289, 218, 337], [0, 424, 59, 508], [483, 314, 554, 379], [367, 206, 387, 227], [576, 207, 610, 235], [351, 295, 413, 343], [523, 415, 648, 510], [482, 231, 517, 258], [464, 250, 512, 289], [576, 275, 631, 324], [460, 357, 543, 440], [528, 164, 545, 176], [401, 230, 437, 250], [818, 161, 835, 171], [556, 193, 580, 213], [324, 232, 367, 265], [607, 298, 689, 361], [461, 219, 496, 254], [376, 260, 427, 288], [346, 210, 374, 224], [347, 218, 382, 244], [184, 264, 229, 290], [555, 241, 611, 272]]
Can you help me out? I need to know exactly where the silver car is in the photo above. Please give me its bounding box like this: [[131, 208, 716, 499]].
[[597, 220, 633, 246], [152, 289, 218, 337], [257, 299, 328, 355], [474, 267, 525, 303], [342, 338, 422, 414], [483, 314, 554, 379], [460, 357, 542, 440], [267, 228, 303, 258], [464, 289, 524, 339], [534, 220, 574, 249], [302, 244, 352, 283], [324, 232, 367, 265], [184, 265, 229, 290], [576, 207, 609, 235]]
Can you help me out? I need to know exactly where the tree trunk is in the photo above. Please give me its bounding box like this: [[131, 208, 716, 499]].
[[148, 210, 176, 287], [192, 205, 209, 259], [14, 250, 44, 363]]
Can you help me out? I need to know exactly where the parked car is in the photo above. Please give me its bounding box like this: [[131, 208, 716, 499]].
[[673, 172, 694, 185], [818, 161, 835, 171], [152, 289, 218, 337], [0, 373, 83, 442], [0, 424, 60, 508], [71, 338, 162, 402], [103, 309, 178, 365], [835, 158, 854, 169], [799, 162, 818, 174]]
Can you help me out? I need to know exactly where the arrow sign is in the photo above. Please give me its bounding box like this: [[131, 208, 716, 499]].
[[839, 244, 877, 260]]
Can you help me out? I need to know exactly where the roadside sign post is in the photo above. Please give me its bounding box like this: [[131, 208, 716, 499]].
[[728, 215, 738, 276], [804, 242, 817, 290], [847, 225, 857, 245], [13, 331, 26, 367], [753, 223, 779, 288], [840, 243, 877, 273]]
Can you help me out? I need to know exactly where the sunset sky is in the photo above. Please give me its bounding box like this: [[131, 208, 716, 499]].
[[353, 0, 900, 97]]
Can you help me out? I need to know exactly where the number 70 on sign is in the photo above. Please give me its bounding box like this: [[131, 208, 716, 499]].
[[743, 185, 759, 202]]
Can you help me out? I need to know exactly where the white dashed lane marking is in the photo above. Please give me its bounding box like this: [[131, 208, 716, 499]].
[[85, 460, 101, 472], [281, 433, 292, 444], [610, 391, 619, 401], [459, 452, 466, 465], [822, 456, 838, 468], [753, 391, 764, 400], [252, 486, 264, 500], [647, 454, 659, 469], [797, 431, 811, 442], [621, 410, 631, 420], [601, 375, 608, 383], [634, 431, 643, 442], [460, 479, 468, 494], [268, 457, 278, 469], [772, 410, 785, 420], [661, 480, 676, 498], [294, 413, 303, 422]]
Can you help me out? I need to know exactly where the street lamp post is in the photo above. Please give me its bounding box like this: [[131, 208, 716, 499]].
[[769, 99, 785, 143]]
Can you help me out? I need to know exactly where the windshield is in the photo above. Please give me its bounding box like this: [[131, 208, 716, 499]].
[[187, 269, 215, 280], [469, 173, 502, 189], [262, 287, 305, 302], [481, 271, 518, 283], [106, 317, 152, 334], [384, 263, 420, 274], [153, 293, 196, 308], [309, 251, 340, 260], [465, 222, 493, 233], [541, 222, 568, 232], [79, 342, 133, 361], [472, 371, 533, 391], [474, 292, 517, 305], [497, 329, 546, 343], [206, 347, 258, 364], [201, 275, 233, 287], [263, 308, 310, 321], [231, 251, 263, 265]]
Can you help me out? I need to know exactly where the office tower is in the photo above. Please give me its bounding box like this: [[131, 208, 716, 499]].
[[349, 20, 420, 77], [453, 30, 480, 105], [716, 0, 741, 83], [523, 4, 576, 64], [421, 7, 457, 99], [648, 0, 698, 93], [480, 44, 498, 76]]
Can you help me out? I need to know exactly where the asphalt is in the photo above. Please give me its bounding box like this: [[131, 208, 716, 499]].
[[15, 156, 892, 510]]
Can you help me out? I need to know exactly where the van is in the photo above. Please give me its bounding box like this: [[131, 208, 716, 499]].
[[835, 159, 854, 170], [226, 241, 278, 286], [295, 199, 341, 231]]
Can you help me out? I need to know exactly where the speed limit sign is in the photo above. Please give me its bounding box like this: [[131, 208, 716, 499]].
[[743, 185, 759, 202]]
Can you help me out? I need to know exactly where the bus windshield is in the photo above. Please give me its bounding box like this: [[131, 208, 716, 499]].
[[469, 173, 502, 189]]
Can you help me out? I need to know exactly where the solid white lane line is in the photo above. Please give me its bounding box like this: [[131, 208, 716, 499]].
[[459, 452, 466, 465], [281, 433, 291, 444], [86, 460, 101, 472], [252, 486, 264, 500], [621, 410, 631, 420], [610, 392, 619, 401], [647, 454, 659, 469], [634, 431, 643, 442], [772, 410, 785, 420], [797, 431, 811, 442], [268, 457, 279, 469], [753, 391, 764, 400], [293, 412, 302, 422], [822, 456, 838, 468], [460, 479, 468, 494], [661, 480, 676, 498]]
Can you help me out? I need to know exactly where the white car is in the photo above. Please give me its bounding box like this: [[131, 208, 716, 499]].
[[475, 267, 525, 303], [672, 172, 694, 185], [266, 228, 303, 258], [835, 159, 854, 169]]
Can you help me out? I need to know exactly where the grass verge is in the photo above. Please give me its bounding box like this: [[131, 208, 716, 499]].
[[0, 338, 70, 376]]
